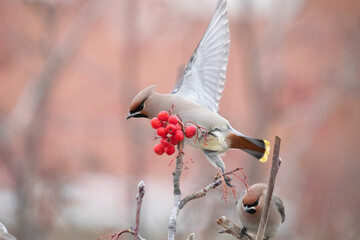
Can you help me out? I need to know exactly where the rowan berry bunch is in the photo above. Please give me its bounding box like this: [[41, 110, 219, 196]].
[[151, 110, 196, 156]]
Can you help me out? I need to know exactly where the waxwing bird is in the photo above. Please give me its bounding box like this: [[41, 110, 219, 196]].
[[127, 0, 270, 174], [236, 183, 285, 239], [0, 222, 16, 240]]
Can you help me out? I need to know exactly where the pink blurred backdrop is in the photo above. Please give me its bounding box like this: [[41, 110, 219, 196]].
[[0, 0, 359, 239]]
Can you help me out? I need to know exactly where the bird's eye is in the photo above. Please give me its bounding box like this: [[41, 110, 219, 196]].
[[244, 197, 260, 208], [131, 100, 146, 114]]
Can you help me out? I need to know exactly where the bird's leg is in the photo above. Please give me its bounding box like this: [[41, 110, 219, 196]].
[[224, 175, 234, 187], [217, 172, 237, 202], [224, 167, 250, 192]]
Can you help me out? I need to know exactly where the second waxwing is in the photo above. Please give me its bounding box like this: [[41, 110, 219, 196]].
[[236, 183, 285, 239]]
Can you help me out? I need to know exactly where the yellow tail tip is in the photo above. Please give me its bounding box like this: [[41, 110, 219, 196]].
[[259, 140, 271, 163]]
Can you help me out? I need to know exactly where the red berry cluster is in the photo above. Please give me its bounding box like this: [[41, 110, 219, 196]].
[[151, 111, 197, 156]]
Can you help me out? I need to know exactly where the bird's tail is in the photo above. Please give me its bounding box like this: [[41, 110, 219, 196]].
[[227, 131, 270, 163]]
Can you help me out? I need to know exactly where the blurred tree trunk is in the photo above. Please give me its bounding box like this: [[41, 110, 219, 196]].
[[0, 1, 109, 239]]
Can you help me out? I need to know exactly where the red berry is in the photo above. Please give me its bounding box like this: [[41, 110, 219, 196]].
[[161, 137, 171, 148], [157, 127, 167, 138], [176, 123, 182, 131], [174, 130, 184, 142], [185, 125, 197, 138], [164, 145, 175, 155], [154, 143, 164, 155], [150, 117, 162, 129], [170, 135, 179, 145], [160, 121, 166, 127], [158, 111, 169, 121], [168, 115, 179, 125], [166, 124, 177, 134]]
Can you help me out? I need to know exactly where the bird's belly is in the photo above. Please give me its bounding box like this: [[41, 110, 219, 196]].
[[185, 129, 229, 153], [239, 212, 261, 234]]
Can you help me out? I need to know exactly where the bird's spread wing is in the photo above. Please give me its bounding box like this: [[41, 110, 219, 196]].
[[171, 0, 230, 113], [274, 196, 286, 223]]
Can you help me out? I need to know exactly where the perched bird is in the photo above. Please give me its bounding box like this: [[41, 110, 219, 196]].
[[0, 222, 16, 240], [236, 183, 285, 239], [127, 0, 270, 175]]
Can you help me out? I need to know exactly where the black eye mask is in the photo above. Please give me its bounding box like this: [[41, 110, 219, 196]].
[[130, 99, 146, 114]]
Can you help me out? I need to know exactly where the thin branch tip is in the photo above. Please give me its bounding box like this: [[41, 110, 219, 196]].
[[138, 180, 145, 189], [137, 181, 145, 198]]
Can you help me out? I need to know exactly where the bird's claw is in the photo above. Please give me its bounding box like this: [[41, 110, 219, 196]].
[[224, 175, 234, 187]]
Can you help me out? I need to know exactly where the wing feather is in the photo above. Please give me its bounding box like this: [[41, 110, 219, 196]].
[[172, 0, 230, 113]]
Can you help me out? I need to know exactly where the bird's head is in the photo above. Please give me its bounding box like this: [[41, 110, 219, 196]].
[[127, 85, 157, 120], [242, 183, 267, 214]]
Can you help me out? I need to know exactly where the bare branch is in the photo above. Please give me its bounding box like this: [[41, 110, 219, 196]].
[[255, 137, 281, 240], [179, 175, 222, 209], [97, 181, 146, 240], [180, 167, 249, 209], [167, 144, 252, 239], [217, 216, 252, 240], [134, 181, 145, 239], [168, 143, 184, 240]]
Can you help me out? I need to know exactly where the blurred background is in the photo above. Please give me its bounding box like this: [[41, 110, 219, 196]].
[[0, 0, 359, 239]]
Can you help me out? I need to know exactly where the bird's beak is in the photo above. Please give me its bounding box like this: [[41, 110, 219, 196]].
[[244, 206, 256, 213], [126, 112, 148, 119], [244, 206, 250, 212], [126, 113, 135, 120]]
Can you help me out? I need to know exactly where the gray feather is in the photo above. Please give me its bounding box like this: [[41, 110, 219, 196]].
[[172, 0, 230, 113], [202, 149, 225, 173], [273, 196, 286, 223]]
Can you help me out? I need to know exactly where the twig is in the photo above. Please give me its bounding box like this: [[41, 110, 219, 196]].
[[255, 136, 281, 240], [179, 174, 222, 209], [217, 216, 252, 240], [180, 167, 248, 209], [96, 229, 139, 240], [179, 175, 222, 209], [97, 181, 146, 240], [167, 143, 184, 240], [134, 181, 145, 239]]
